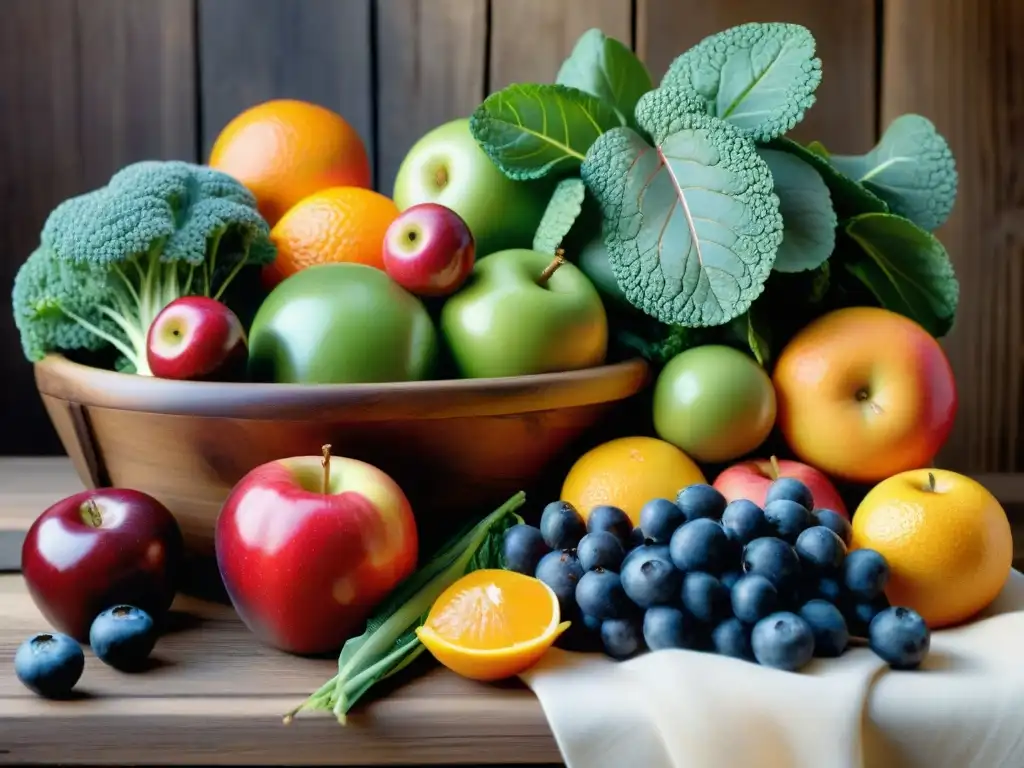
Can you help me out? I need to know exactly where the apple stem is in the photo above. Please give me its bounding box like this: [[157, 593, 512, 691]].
[[322, 444, 332, 495], [81, 498, 102, 528], [769, 455, 781, 482], [927, 472, 936, 492], [537, 250, 566, 287]]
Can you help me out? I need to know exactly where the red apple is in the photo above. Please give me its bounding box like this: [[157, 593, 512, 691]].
[[713, 457, 849, 518], [147, 296, 247, 380], [21, 488, 185, 641], [214, 446, 419, 656], [382, 202, 475, 296]]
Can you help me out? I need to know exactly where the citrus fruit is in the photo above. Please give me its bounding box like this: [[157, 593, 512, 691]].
[[264, 187, 400, 287], [561, 436, 707, 526], [852, 468, 1013, 628], [208, 99, 371, 226], [415, 569, 568, 681]]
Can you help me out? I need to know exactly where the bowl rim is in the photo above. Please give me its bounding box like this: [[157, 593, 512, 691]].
[[34, 354, 651, 421]]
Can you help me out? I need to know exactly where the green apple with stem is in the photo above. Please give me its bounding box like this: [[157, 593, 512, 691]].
[[440, 249, 608, 379], [392, 118, 549, 258]]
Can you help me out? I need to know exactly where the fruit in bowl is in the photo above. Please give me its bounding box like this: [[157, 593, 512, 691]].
[[147, 297, 247, 381], [382, 203, 476, 297], [215, 447, 419, 655]]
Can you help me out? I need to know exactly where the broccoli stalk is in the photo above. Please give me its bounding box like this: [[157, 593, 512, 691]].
[[12, 160, 276, 375]]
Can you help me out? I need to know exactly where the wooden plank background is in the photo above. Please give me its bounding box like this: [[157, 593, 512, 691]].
[[1, 0, 1021, 476]]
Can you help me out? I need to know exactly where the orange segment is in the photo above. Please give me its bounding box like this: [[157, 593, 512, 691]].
[[415, 569, 568, 681]]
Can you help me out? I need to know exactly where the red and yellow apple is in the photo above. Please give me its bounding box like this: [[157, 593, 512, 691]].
[[713, 457, 848, 517], [772, 307, 957, 484], [214, 447, 419, 655]]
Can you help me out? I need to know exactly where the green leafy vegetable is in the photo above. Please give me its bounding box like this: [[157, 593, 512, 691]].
[[581, 103, 782, 328], [556, 28, 653, 130], [841, 212, 959, 336], [757, 148, 836, 272], [767, 137, 889, 221], [661, 22, 822, 141], [469, 84, 625, 180], [285, 492, 526, 725], [806, 140, 830, 159], [533, 178, 587, 254], [828, 114, 958, 231], [744, 305, 773, 366]]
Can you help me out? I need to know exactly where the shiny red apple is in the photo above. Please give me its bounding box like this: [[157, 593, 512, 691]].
[[214, 446, 419, 656], [382, 202, 475, 296], [21, 488, 185, 641], [146, 296, 247, 380], [713, 456, 849, 518]]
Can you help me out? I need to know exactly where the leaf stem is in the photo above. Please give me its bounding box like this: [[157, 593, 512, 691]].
[[322, 444, 332, 494], [926, 472, 936, 492], [537, 249, 566, 287], [769, 455, 781, 481]]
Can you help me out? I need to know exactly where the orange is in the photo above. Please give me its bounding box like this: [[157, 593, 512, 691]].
[[264, 186, 400, 287], [561, 436, 707, 526], [415, 569, 568, 681], [852, 468, 1013, 629], [208, 99, 371, 226]]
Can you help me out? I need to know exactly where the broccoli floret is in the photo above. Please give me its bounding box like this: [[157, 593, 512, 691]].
[[12, 160, 275, 374]]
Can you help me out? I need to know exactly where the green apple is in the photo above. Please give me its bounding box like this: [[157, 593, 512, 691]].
[[392, 118, 549, 258], [652, 345, 777, 463], [440, 249, 608, 378], [248, 264, 438, 384]]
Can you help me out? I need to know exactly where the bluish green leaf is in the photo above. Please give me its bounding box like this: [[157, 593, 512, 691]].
[[757, 148, 836, 273], [533, 178, 587, 254], [470, 84, 625, 180], [746, 305, 772, 366], [556, 28, 653, 130], [829, 114, 958, 231], [581, 113, 782, 328], [661, 22, 822, 141], [843, 212, 959, 337]]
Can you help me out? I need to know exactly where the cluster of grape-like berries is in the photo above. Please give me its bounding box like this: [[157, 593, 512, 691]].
[[503, 479, 931, 672]]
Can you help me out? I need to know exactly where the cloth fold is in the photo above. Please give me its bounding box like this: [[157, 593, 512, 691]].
[[520, 572, 1024, 768]]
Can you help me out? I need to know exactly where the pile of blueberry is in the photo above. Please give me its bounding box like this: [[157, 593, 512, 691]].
[[503, 479, 931, 672], [14, 604, 158, 699]]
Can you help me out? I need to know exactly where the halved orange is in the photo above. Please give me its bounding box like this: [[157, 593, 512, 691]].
[[415, 569, 569, 681]]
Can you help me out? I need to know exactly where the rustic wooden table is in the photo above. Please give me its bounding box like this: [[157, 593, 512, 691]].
[[0, 459, 563, 766]]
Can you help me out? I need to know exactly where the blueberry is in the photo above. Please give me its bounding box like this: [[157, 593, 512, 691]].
[[711, 618, 755, 661], [844, 594, 890, 636], [809, 577, 843, 604], [765, 477, 814, 510], [675, 484, 727, 522], [721, 499, 769, 545], [587, 505, 633, 545], [89, 605, 158, 671], [814, 509, 853, 546], [576, 568, 634, 620], [799, 600, 849, 657], [763, 499, 814, 544], [730, 573, 779, 624], [643, 605, 700, 651], [620, 550, 681, 608], [535, 549, 584, 614], [720, 570, 743, 590], [794, 526, 847, 574], [669, 519, 732, 574], [502, 524, 550, 575], [842, 549, 890, 601], [600, 617, 645, 659], [13, 632, 85, 699], [639, 498, 686, 543], [681, 572, 730, 624], [751, 612, 816, 671], [540, 501, 587, 550], [628, 526, 647, 550], [577, 531, 626, 572], [869, 606, 931, 670], [741, 537, 802, 591]]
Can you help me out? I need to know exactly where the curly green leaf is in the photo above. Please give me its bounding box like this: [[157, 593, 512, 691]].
[[533, 178, 587, 254]]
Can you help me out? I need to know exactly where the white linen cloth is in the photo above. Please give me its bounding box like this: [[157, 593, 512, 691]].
[[520, 571, 1024, 768]]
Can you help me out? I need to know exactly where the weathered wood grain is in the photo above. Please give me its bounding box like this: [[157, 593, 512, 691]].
[[197, 0, 374, 181], [375, 0, 488, 194], [489, 0, 634, 90], [881, 0, 1024, 473], [636, 0, 878, 152]]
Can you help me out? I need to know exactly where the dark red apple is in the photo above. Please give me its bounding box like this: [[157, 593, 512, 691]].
[[713, 456, 849, 518], [21, 488, 185, 641], [146, 296, 247, 380], [382, 202, 475, 296], [214, 446, 419, 656]]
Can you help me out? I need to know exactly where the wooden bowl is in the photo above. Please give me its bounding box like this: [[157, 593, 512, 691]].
[[34, 354, 650, 559]]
